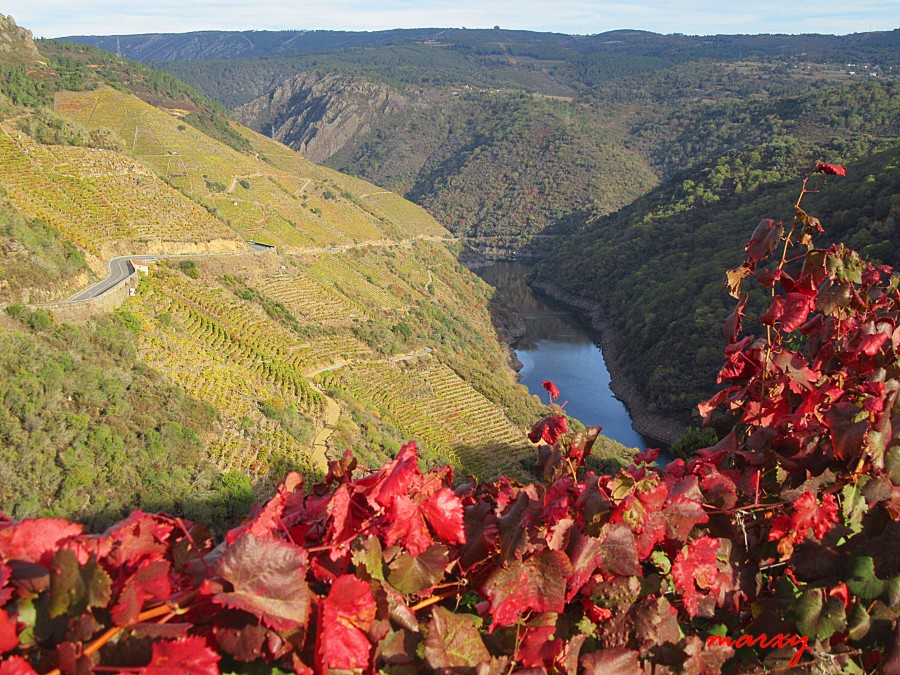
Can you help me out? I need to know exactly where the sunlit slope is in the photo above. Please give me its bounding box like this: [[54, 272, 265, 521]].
[[123, 242, 537, 482], [55, 87, 447, 250], [0, 125, 244, 267], [318, 360, 532, 479]]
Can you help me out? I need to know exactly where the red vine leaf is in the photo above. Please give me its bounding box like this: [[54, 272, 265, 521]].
[[580, 648, 642, 674], [663, 497, 709, 541], [387, 545, 448, 595], [105, 512, 175, 568], [136, 636, 220, 674], [672, 537, 729, 618], [420, 487, 465, 546], [769, 491, 839, 558], [0, 562, 10, 606], [225, 471, 304, 545], [317, 575, 376, 671], [382, 494, 434, 557], [0, 609, 18, 654], [0, 519, 83, 566], [529, 415, 569, 445], [0, 656, 37, 675], [483, 549, 572, 630], [423, 606, 490, 671], [213, 535, 311, 630], [111, 560, 172, 627], [814, 161, 846, 176], [518, 625, 564, 669], [723, 294, 748, 344], [746, 219, 784, 261], [598, 523, 641, 577], [542, 380, 561, 399], [824, 403, 869, 460], [366, 441, 422, 508]]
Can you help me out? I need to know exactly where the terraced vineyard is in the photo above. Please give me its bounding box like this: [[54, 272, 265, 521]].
[[318, 360, 533, 479], [305, 253, 406, 312], [249, 269, 359, 325], [0, 76, 555, 491], [54, 87, 447, 251], [0, 125, 242, 264], [117, 240, 545, 484]]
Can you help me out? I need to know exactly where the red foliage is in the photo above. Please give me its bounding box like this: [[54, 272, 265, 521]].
[[543, 379, 561, 399], [316, 576, 377, 670], [139, 637, 221, 674], [529, 414, 569, 444], [672, 537, 732, 618], [814, 161, 847, 176], [0, 165, 896, 673]]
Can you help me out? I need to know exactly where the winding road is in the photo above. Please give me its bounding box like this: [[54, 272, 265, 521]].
[[66, 236, 455, 303], [68, 256, 158, 301], [58, 241, 446, 470]]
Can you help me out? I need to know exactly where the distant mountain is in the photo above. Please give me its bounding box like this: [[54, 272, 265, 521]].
[[63, 27, 900, 66]]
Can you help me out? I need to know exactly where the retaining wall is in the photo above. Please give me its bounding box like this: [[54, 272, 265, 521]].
[[32, 271, 138, 323]]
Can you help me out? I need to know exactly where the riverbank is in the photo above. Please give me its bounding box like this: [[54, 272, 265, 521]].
[[528, 278, 687, 446]]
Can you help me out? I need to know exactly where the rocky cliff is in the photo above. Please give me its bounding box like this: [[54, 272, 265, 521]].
[[0, 14, 45, 66], [235, 71, 410, 164]]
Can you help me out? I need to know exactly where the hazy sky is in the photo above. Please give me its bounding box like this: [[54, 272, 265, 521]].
[[7, 0, 899, 38]]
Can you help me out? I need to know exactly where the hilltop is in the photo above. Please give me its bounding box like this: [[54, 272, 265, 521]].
[[0, 16, 634, 530]]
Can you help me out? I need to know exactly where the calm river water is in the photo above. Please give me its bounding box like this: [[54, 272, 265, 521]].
[[476, 262, 651, 450]]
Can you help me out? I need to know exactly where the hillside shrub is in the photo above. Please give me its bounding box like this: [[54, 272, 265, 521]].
[[0, 166, 897, 672]]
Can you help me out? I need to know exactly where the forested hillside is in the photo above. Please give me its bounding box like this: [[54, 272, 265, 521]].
[[536, 146, 900, 421], [90, 25, 900, 423], [62, 27, 900, 255], [0, 17, 643, 533]]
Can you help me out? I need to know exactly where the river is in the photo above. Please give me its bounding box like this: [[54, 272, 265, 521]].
[[476, 262, 651, 451]]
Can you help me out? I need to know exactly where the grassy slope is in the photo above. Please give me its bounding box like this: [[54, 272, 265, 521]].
[[54, 87, 446, 251]]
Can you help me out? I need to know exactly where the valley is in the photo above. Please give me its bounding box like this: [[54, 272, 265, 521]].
[[79, 25, 900, 430], [0, 13, 898, 674], [0, 22, 640, 531]]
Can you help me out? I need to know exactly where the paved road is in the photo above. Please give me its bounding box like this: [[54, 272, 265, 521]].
[[248, 241, 276, 252], [68, 255, 159, 302], [65, 236, 456, 303]]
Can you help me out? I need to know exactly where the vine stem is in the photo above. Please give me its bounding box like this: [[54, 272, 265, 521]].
[[759, 174, 814, 424], [409, 585, 466, 612], [45, 603, 181, 675]]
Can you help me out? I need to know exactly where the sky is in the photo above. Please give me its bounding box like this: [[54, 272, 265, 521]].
[[6, 0, 899, 39]]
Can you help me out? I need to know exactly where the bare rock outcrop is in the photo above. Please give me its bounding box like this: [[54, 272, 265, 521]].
[[0, 14, 45, 65], [235, 71, 409, 164]]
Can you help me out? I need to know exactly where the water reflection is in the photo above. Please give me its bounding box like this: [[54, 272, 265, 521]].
[[477, 262, 650, 450]]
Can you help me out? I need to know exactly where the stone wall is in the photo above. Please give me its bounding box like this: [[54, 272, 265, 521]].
[[33, 271, 138, 323]]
